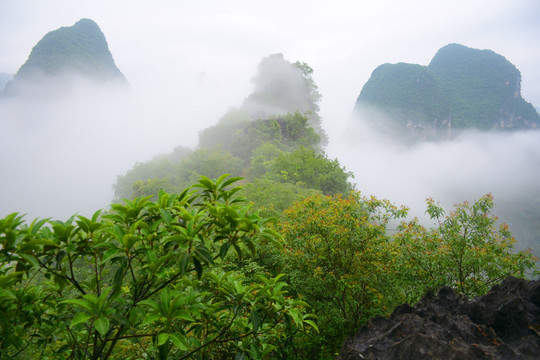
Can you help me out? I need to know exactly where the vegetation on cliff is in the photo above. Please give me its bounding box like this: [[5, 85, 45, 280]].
[[3, 19, 125, 94], [355, 44, 539, 138]]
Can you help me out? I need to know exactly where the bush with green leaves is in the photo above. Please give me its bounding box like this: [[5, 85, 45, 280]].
[[277, 192, 408, 359], [0, 175, 316, 360], [263, 146, 354, 195], [394, 194, 539, 300], [271, 192, 538, 359]]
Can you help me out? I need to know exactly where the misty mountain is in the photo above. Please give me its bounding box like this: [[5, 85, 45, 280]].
[[355, 43, 539, 140], [217, 54, 328, 145], [113, 54, 352, 204], [0, 73, 12, 91], [2, 18, 126, 95]]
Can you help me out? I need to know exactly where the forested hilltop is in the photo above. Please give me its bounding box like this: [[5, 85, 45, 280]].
[[113, 53, 348, 212], [355, 43, 540, 140], [2, 18, 126, 96]]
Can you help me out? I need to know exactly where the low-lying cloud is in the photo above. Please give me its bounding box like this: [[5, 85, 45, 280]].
[[328, 107, 540, 252], [0, 73, 243, 221]]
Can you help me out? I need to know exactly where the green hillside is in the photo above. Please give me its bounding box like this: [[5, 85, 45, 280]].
[[356, 62, 451, 139], [3, 19, 125, 94], [355, 44, 540, 138], [113, 54, 351, 213]]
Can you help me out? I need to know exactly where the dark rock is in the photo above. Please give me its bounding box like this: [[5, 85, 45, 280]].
[[337, 276, 540, 360]]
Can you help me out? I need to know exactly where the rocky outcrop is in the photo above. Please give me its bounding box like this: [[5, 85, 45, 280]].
[[338, 276, 540, 359]]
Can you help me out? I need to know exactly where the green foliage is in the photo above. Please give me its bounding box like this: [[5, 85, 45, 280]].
[[0, 176, 315, 359], [177, 148, 243, 186], [428, 43, 539, 129], [113, 146, 192, 200], [263, 146, 354, 195], [115, 110, 351, 202], [357, 62, 451, 126], [113, 55, 344, 203], [12, 19, 125, 84], [265, 192, 537, 359], [394, 194, 539, 300], [199, 112, 321, 164], [278, 192, 408, 358], [132, 178, 175, 200], [242, 178, 320, 218], [113, 147, 243, 201], [356, 43, 540, 135]]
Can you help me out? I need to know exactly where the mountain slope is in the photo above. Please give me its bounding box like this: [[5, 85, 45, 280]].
[[429, 43, 538, 130], [355, 62, 451, 140], [354, 44, 539, 140], [3, 18, 126, 94]]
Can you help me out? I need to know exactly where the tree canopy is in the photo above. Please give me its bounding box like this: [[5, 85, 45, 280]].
[[0, 175, 316, 359]]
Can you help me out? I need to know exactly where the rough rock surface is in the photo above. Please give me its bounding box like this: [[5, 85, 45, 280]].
[[337, 276, 540, 359]]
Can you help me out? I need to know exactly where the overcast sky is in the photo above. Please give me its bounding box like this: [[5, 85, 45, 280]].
[[1, 0, 540, 223]]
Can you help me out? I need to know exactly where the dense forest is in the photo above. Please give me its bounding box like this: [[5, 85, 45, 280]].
[[1, 21, 539, 360]]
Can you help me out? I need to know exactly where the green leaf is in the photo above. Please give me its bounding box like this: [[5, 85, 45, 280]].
[[171, 333, 189, 350], [70, 312, 92, 327], [95, 316, 110, 336], [157, 333, 170, 346], [179, 252, 190, 275], [101, 248, 121, 264], [62, 298, 93, 312], [159, 208, 173, 226], [219, 242, 231, 259], [0, 273, 23, 288], [139, 299, 160, 311], [20, 254, 39, 269], [193, 257, 203, 279], [141, 313, 161, 327], [250, 308, 261, 332], [113, 267, 124, 289], [195, 245, 214, 265], [303, 319, 319, 332], [194, 176, 214, 191], [27, 238, 59, 248], [174, 309, 195, 322], [219, 176, 244, 190], [150, 253, 173, 273]]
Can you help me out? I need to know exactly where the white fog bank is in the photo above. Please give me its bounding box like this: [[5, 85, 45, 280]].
[[328, 113, 540, 252]]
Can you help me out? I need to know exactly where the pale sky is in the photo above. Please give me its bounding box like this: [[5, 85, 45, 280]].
[[1, 0, 540, 222]]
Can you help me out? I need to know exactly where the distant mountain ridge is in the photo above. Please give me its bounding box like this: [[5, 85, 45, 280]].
[[355, 44, 539, 140], [3, 18, 126, 95]]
